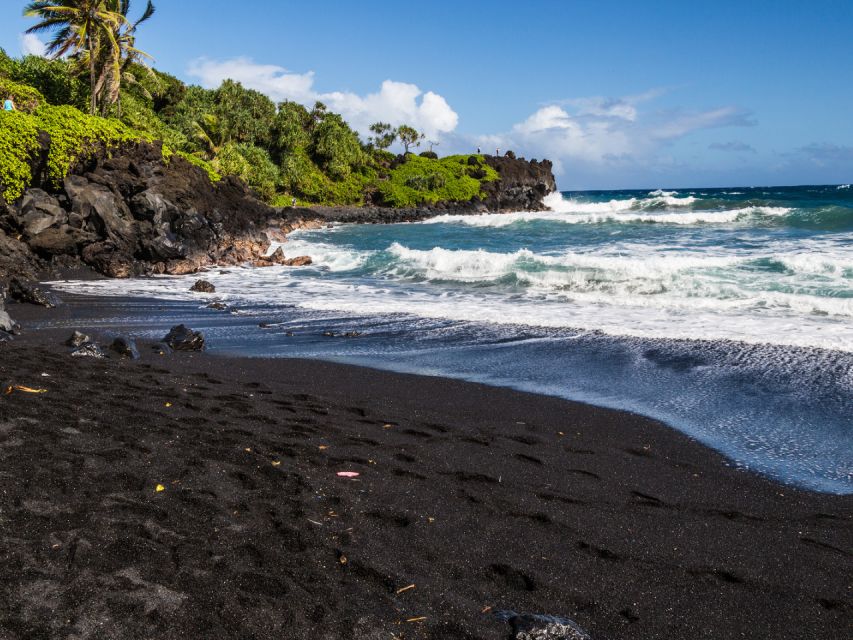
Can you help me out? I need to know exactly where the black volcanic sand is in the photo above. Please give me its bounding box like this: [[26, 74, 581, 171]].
[[0, 304, 851, 640]]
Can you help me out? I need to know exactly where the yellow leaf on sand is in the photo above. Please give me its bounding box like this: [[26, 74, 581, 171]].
[[271, 461, 281, 466], [12, 385, 48, 394], [155, 484, 165, 492], [164, 402, 172, 407], [318, 445, 328, 450]]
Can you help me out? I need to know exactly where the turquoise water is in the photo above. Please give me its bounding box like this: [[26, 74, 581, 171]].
[[52, 185, 853, 492]]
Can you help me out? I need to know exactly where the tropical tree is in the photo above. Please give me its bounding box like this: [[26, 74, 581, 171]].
[[310, 111, 365, 179], [368, 122, 396, 150], [97, 0, 156, 117], [213, 79, 276, 147], [397, 125, 423, 154], [23, 0, 127, 115], [271, 101, 311, 158]]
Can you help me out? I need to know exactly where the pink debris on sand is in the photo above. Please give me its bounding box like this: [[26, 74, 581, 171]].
[[336, 471, 360, 478]]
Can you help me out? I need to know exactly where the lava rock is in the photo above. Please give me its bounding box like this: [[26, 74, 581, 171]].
[[496, 612, 591, 640], [283, 255, 312, 267], [110, 336, 140, 359], [0, 299, 18, 334], [206, 302, 227, 310], [8, 278, 61, 308], [71, 343, 106, 358], [65, 331, 91, 347], [190, 279, 216, 293], [163, 324, 205, 351]]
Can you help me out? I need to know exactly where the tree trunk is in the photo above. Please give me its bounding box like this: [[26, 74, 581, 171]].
[[88, 33, 96, 116]]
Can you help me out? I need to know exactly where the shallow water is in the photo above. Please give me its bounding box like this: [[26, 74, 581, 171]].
[[47, 185, 853, 493]]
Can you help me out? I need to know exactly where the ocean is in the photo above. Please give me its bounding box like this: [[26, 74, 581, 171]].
[[49, 185, 853, 493]]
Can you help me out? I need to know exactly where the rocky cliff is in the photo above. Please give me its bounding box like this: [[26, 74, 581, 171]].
[[0, 138, 557, 282]]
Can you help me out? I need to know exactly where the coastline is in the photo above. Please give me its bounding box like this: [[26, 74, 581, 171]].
[[1, 295, 851, 639]]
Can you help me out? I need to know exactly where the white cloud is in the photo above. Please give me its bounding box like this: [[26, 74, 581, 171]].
[[19, 33, 46, 57], [472, 90, 755, 177], [187, 57, 458, 139]]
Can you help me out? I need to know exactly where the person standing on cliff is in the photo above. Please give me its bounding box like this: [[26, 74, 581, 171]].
[[3, 96, 14, 111], [496, 148, 500, 156]]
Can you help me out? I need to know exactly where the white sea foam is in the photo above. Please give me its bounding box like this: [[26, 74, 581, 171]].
[[47, 203, 853, 354], [50, 266, 853, 353], [422, 204, 791, 227], [269, 239, 372, 271]]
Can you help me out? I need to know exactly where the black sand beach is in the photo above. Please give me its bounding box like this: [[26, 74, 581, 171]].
[[1, 299, 851, 640]]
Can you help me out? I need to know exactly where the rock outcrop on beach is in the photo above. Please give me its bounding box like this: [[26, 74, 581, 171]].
[[0, 140, 319, 280], [0, 138, 556, 281]]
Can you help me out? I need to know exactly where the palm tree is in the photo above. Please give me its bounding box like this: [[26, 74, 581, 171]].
[[98, 0, 155, 116], [23, 0, 127, 115]]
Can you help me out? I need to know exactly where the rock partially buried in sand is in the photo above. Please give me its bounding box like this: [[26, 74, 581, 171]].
[[0, 308, 18, 335], [70, 343, 107, 358], [207, 302, 227, 311], [110, 336, 140, 359], [494, 612, 591, 640], [163, 324, 205, 351], [8, 278, 60, 308], [190, 279, 216, 293], [65, 331, 90, 348]]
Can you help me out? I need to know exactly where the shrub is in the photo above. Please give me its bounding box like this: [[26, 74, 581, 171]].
[[10, 56, 87, 109], [0, 110, 41, 200], [0, 48, 16, 79], [0, 78, 45, 113], [418, 150, 438, 159], [34, 105, 148, 188], [377, 154, 499, 207], [213, 142, 279, 201]]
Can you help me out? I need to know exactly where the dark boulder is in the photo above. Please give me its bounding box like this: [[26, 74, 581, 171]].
[[80, 242, 134, 278], [28, 224, 98, 256], [18, 189, 68, 238], [0, 298, 18, 336], [284, 255, 312, 267], [110, 336, 140, 359], [144, 229, 189, 261], [190, 279, 216, 293], [70, 343, 106, 358], [163, 324, 205, 351], [8, 278, 61, 308], [206, 301, 227, 310], [65, 331, 91, 347], [496, 612, 591, 640], [63, 175, 138, 253], [0, 309, 15, 334]]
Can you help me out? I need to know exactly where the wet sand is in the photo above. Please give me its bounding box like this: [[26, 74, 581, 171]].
[[0, 299, 851, 639]]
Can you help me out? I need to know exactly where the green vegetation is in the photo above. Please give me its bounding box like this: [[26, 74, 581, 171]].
[[1, 1, 502, 207], [0, 103, 145, 200], [0, 109, 40, 200], [377, 155, 499, 207]]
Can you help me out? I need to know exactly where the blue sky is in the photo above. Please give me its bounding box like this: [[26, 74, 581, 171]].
[[3, 0, 852, 189]]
